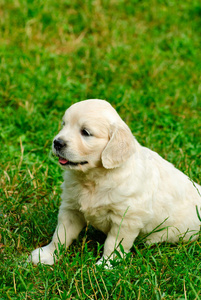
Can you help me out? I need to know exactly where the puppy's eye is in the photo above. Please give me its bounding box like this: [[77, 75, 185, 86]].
[[81, 128, 92, 137]]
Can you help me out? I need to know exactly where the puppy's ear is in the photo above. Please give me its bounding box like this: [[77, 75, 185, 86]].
[[101, 124, 136, 169]]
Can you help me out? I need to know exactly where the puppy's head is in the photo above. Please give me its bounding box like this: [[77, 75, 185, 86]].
[[52, 99, 135, 172]]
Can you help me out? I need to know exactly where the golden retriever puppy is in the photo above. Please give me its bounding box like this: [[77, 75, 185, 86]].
[[29, 99, 201, 265]]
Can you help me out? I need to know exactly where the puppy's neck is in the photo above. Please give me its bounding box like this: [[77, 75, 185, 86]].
[[67, 156, 134, 187], [69, 166, 110, 183]]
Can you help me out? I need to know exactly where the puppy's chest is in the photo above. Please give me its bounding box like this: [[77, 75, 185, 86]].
[[78, 184, 115, 233]]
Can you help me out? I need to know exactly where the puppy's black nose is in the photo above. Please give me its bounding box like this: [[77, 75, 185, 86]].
[[54, 138, 66, 151]]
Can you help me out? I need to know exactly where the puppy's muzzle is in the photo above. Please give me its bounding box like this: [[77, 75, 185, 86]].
[[54, 138, 66, 151]]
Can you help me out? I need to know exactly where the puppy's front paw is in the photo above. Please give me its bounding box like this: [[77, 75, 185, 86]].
[[96, 257, 113, 269], [28, 245, 56, 265]]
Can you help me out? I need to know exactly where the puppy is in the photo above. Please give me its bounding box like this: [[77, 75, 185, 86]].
[[30, 99, 201, 265]]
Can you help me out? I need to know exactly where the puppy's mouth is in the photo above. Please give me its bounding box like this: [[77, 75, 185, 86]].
[[58, 156, 88, 166]]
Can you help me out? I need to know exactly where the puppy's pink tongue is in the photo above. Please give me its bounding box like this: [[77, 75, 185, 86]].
[[59, 157, 68, 165]]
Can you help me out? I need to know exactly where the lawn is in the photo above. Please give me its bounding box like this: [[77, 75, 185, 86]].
[[0, 0, 201, 299]]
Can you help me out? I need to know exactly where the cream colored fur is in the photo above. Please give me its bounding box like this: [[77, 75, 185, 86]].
[[29, 99, 201, 266]]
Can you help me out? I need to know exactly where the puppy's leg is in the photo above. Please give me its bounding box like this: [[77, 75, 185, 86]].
[[29, 209, 86, 265], [97, 224, 139, 267]]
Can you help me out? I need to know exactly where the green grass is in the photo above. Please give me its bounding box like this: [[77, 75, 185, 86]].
[[0, 0, 201, 298]]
